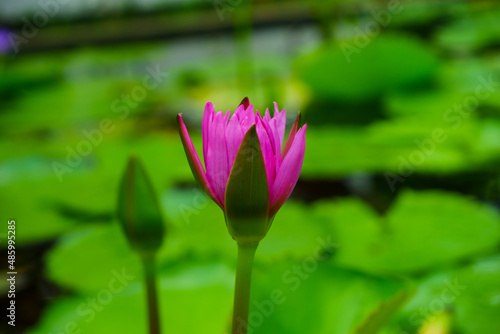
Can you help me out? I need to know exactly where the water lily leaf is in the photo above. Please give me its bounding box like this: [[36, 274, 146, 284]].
[[316, 190, 500, 275], [28, 262, 233, 334], [250, 262, 405, 334], [294, 34, 439, 102], [455, 255, 500, 334]]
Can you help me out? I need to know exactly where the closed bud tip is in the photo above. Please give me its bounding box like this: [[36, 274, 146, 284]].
[[239, 97, 250, 109]]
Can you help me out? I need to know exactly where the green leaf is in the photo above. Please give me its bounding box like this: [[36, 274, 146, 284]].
[[455, 255, 500, 334], [46, 224, 143, 293], [45, 199, 330, 293], [250, 262, 405, 334], [294, 34, 439, 102], [224, 125, 270, 244], [316, 190, 500, 275], [0, 179, 80, 245], [399, 270, 455, 319], [259, 201, 330, 261], [301, 124, 469, 178], [28, 262, 233, 334], [436, 10, 500, 52], [117, 155, 166, 256]]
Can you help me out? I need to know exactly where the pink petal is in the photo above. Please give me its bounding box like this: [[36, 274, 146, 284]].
[[225, 111, 245, 167], [239, 104, 255, 133], [202, 102, 215, 161], [269, 124, 307, 218], [233, 103, 247, 122], [272, 102, 287, 150], [255, 116, 276, 192], [258, 111, 278, 157], [268, 103, 287, 174], [177, 114, 221, 207], [205, 111, 230, 205], [264, 108, 272, 123], [274, 151, 282, 178]]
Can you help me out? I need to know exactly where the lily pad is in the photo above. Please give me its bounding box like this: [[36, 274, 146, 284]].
[[316, 190, 500, 275], [455, 255, 500, 334], [294, 34, 439, 102], [29, 262, 233, 334]]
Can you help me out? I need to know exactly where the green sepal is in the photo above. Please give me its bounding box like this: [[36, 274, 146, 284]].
[[117, 155, 166, 257], [224, 125, 270, 244]]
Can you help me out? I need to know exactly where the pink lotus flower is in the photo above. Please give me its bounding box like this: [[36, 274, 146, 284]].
[[178, 98, 307, 221]]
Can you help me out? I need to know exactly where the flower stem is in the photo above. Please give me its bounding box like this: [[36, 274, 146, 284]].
[[232, 242, 259, 334], [233, 1, 255, 98], [142, 255, 161, 334]]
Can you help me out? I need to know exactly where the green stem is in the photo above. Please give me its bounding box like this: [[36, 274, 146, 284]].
[[142, 255, 161, 334], [233, 1, 255, 98], [232, 242, 259, 334], [308, 0, 338, 42]]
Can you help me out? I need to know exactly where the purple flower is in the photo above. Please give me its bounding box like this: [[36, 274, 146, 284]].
[[0, 28, 12, 54], [178, 98, 307, 224]]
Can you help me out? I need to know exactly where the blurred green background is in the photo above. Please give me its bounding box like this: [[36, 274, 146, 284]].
[[1, 0, 500, 333]]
